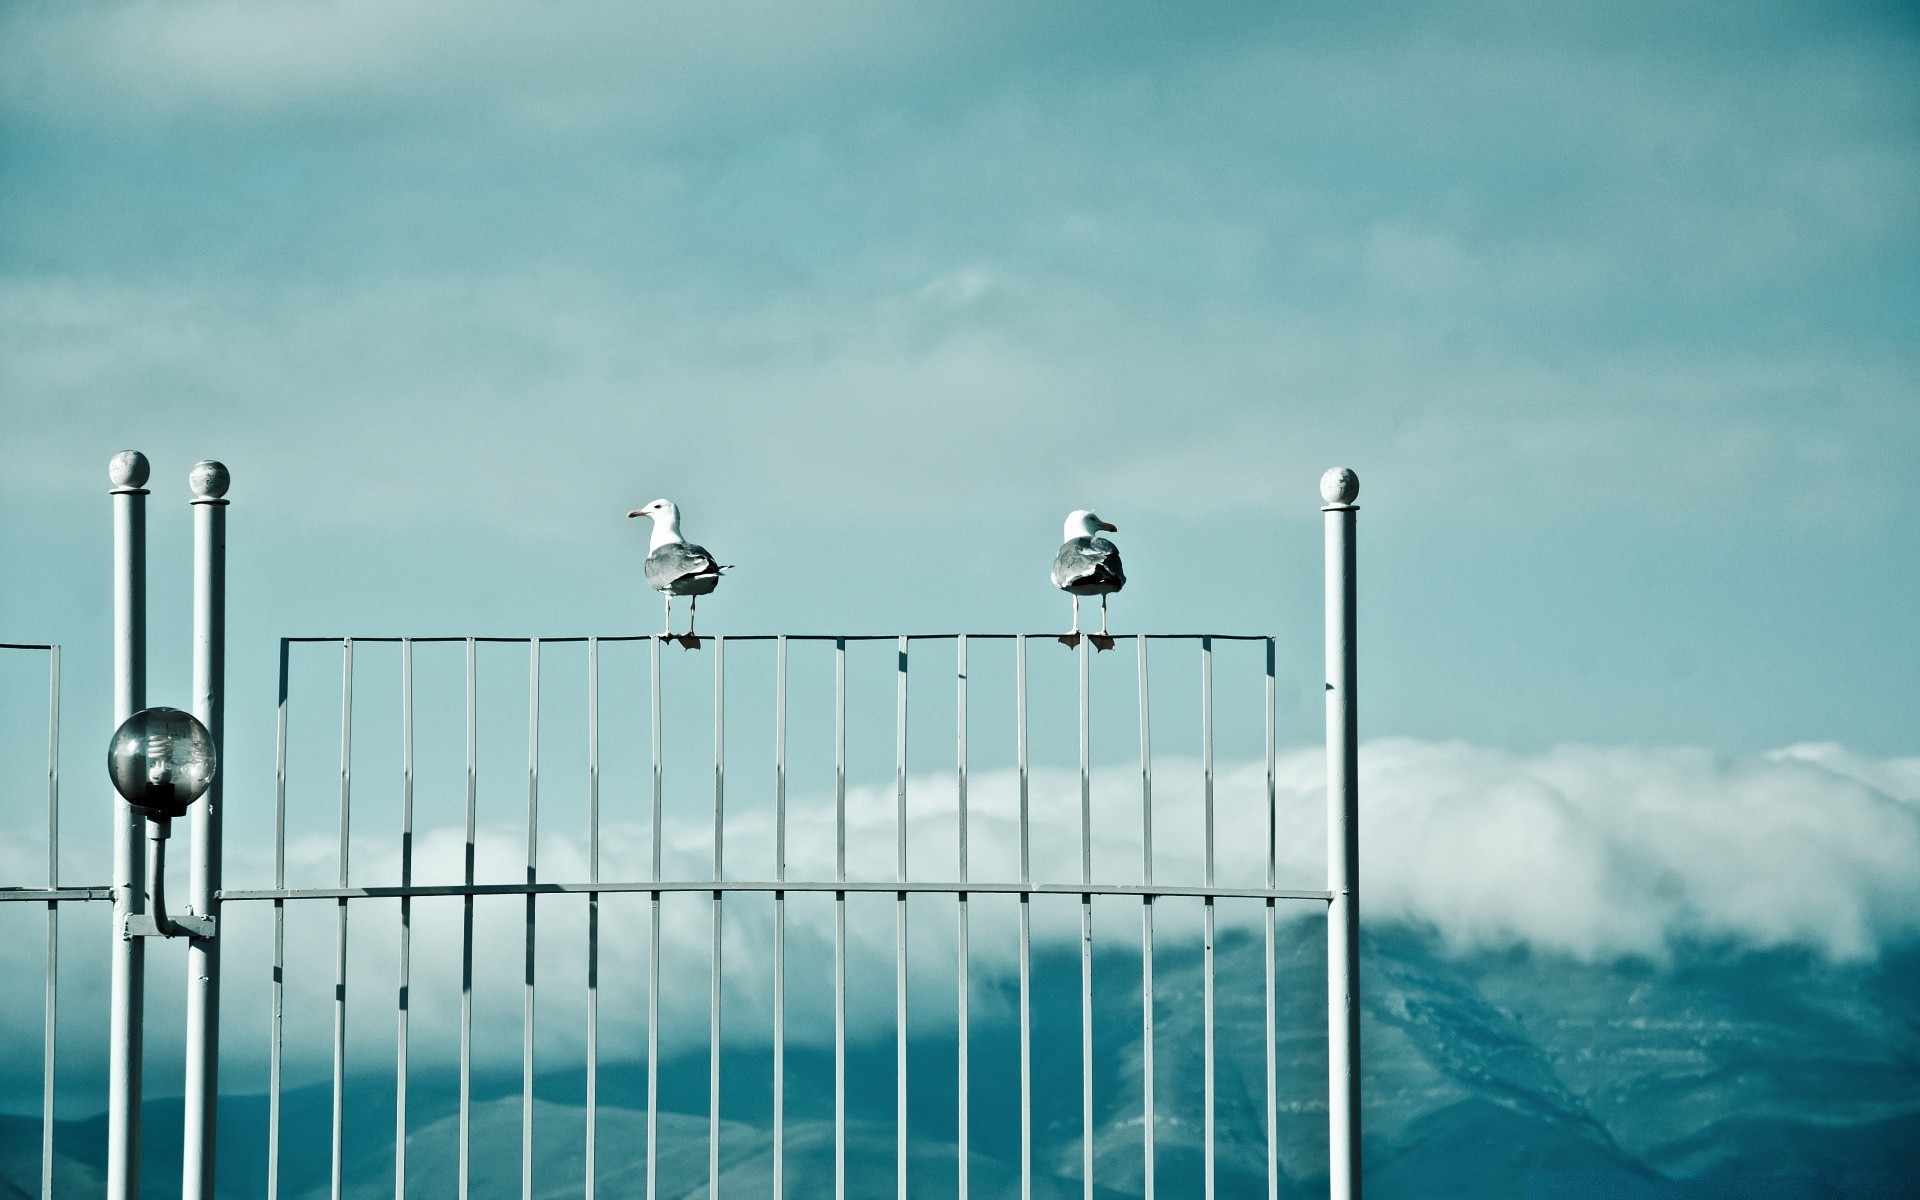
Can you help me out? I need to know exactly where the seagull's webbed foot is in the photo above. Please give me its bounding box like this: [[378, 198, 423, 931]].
[[1089, 634, 1116, 652], [678, 633, 702, 651], [1058, 632, 1082, 649]]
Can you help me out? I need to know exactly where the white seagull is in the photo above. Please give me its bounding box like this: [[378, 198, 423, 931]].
[[1052, 509, 1126, 650], [627, 499, 729, 648]]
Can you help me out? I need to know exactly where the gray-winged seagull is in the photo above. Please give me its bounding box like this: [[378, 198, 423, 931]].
[[628, 499, 730, 648], [1052, 508, 1126, 650]]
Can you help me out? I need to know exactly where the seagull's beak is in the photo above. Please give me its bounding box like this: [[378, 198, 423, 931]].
[[627, 510, 645, 519], [1097, 520, 1118, 532]]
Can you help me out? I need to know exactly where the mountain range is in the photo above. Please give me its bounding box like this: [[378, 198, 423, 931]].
[[5, 919, 1915, 1198]]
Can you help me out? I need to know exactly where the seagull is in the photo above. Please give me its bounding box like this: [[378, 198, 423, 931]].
[[627, 499, 729, 649], [1052, 509, 1126, 650]]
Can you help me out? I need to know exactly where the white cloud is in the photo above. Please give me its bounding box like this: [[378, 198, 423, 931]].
[[1364, 739, 1920, 962], [0, 0, 979, 130], [6, 737, 1915, 1100]]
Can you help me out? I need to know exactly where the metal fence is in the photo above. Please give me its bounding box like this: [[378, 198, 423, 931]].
[[232, 632, 1329, 1200], [0, 457, 1362, 1200]]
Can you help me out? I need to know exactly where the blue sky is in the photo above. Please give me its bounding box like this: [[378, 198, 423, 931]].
[[3, 1, 1915, 758], [1, 0, 1919, 1134]]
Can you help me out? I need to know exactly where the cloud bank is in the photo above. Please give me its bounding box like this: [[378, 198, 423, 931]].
[[1361, 739, 1920, 962], [4, 737, 1916, 1104]]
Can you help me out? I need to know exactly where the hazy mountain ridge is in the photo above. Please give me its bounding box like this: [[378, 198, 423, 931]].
[[8, 922, 1915, 1198]]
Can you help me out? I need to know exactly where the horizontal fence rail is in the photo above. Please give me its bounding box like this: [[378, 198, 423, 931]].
[[245, 630, 1323, 1200], [224, 881, 1331, 901], [0, 887, 112, 902]]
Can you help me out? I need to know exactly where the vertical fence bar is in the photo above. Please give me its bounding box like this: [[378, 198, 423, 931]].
[[1264, 639, 1279, 1200], [1323, 469, 1363, 1200], [1016, 635, 1031, 1200], [107, 451, 147, 1200], [333, 638, 354, 1200], [773, 637, 787, 1200], [955, 636, 969, 1200], [460, 639, 476, 1200], [41, 646, 60, 1200], [647, 636, 662, 1200], [834, 638, 847, 1200], [710, 637, 726, 1200], [586, 638, 600, 1200], [1077, 639, 1093, 1200], [523, 640, 541, 1200], [895, 637, 909, 1200], [1137, 635, 1155, 1200], [1201, 638, 1215, 1200], [396, 641, 415, 1200], [270, 640, 288, 1200], [184, 461, 227, 1200]]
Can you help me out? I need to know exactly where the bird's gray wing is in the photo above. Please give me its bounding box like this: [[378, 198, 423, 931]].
[[1051, 537, 1126, 590], [1089, 537, 1125, 588], [645, 542, 724, 590]]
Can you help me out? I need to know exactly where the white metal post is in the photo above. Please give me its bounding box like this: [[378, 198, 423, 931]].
[[1322, 467, 1361, 1200], [108, 451, 149, 1200], [184, 461, 229, 1200]]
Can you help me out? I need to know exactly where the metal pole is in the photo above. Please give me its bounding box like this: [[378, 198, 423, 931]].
[[43, 644, 62, 1200], [269, 640, 289, 1200], [585, 638, 600, 1200], [184, 460, 229, 1200], [400, 640, 416, 1200], [895, 637, 909, 1200], [1136, 634, 1154, 1200], [1322, 467, 1361, 1200], [460, 639, 477, 1200], [107, 451, 148, 1200], [523, 640, 541, 1200], [955, 636, 969, 1200], [1201, 639, 1215, 1200], [1263, 638, 1279, 1200], [333, 640, 354, 1200], [1015, 636, 1030, 1200], [772, 636, 786, 1200], [833, 639, 847, 1200], [646, 636, 662, 1200], [1077, 639, 1093, 1200], [709, 637, 725, 1200]]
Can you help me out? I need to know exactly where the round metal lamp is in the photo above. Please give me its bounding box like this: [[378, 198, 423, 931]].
[[108, 706, 218, 821]]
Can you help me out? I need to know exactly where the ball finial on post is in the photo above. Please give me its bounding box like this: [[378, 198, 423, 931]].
[[188, 461, 230, 501], [109, 451, 151, 490], [1320, 466, 1359, 507]]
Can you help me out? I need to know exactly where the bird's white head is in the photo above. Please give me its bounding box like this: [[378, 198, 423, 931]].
[[1065, 509, 1117, 541], [627, 499, 684, 550]]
